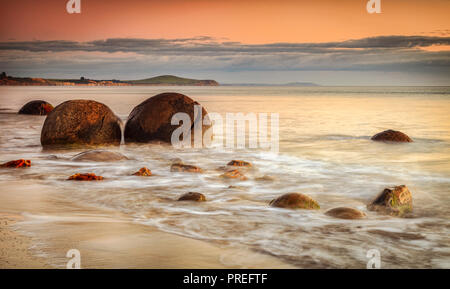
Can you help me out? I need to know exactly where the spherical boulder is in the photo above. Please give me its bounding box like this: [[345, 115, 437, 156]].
[[270, 193, 320, 210], [325, 207, 366, 219], [124, 92, 211, 144], [371, 129, 413, 142], [71, 150, 128, 162], [367, 185, 413, 217], [41, 100, 122, 148], [18, 100, 54, 115], [177, 192, 206, 202]]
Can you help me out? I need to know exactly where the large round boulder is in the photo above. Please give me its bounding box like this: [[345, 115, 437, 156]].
[[124, 92, 211, 144], [371, 129, 413, 142], [18, 100, 54, 115], [41, 100, 122, 148], [367, 185, 413, 217], [270, 193, 320, 210]]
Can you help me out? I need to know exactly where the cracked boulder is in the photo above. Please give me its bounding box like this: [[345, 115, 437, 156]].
[[367, 185, 413, 217]]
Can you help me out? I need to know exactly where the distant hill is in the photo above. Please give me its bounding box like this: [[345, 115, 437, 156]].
[[128, 75, 219, 86], [0, 73, 219, 86]]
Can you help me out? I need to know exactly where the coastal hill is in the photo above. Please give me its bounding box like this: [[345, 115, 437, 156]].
[[128, 75, 219, 86], [0, 72, 219, 86]]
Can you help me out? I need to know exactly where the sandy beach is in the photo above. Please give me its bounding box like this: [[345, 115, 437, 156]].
[[0, 181, 294, 269]]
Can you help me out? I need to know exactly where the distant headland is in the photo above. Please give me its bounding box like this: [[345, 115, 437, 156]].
[[0, 73, 219, 86]]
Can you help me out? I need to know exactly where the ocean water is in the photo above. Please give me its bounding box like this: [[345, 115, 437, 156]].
[[0, 86, 449, 268]]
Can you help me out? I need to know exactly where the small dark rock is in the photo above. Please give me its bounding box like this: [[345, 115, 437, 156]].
[[133, 167, 152, 176], [18, 100, 54, 115], [170, 163, 203, 173], [177, 192, 206, 202], [227, 160, 252, 167], [371, 129, 413, 142], [325, 207, 366, 219]]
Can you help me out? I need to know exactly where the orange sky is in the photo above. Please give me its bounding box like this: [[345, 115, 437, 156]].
[[0, 0, 449, 43]]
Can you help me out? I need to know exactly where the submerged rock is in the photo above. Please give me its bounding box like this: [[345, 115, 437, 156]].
[[133, 167, 152, 176], [367, 229, 425, 240], [170, 163, 203, 173], [0, 159, 31, 168], [270, 193, 320, 210], [41, 100, 122, 148], [227, 160, 252, 167], [255, 175, 275, 182], [170, 158, 183, 165], [67, 173, 103, 181], [71, 150, 128, 162], [18, 100, 54, 115], [124, 92, 211, 143], [177, 192, 206, 202], [371, 129, 413, 142], [367, 185, 413, 217], [220, 169, 247, 180], [325, 207, 366, 219]]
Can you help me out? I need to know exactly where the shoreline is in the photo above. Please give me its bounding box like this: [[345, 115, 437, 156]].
[[0, 181, 294, 269]]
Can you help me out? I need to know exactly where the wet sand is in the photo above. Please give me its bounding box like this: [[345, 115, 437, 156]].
[[0, 181, 294, 268]]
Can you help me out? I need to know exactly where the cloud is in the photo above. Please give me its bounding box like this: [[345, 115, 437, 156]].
[[1, 35, 449, 55], [0, 35, 449, 84]]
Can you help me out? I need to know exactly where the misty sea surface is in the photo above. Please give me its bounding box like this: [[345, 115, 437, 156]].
[[0, 86, 449, 268]]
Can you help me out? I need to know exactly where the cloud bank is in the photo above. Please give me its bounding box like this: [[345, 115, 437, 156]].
[[1, 35, 449, 85]]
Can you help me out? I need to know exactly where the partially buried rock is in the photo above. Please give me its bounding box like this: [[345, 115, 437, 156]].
[[124, 92, 211, 143], [325, 207, 366, 219], [220, 169, 247, 181], [227, 160, 252, 167], [71, 150, 128, 162], [133, 167, 152, 176], [68, 173, 103, 181], [18, 100, 54, 115], [371, 129, 413, 142], [170, 163, 203, 173], [367, 185, 413, 217], [178, 192, 206, 202], [255, 175, 275, 182], [171, 158, 183, 165], [0, 159, 31, 168], [41, 100, 122, 148], [270, 193, 320, 210]]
